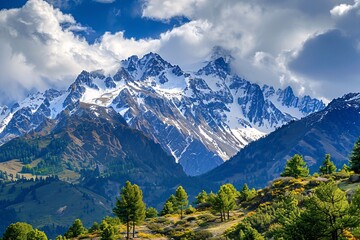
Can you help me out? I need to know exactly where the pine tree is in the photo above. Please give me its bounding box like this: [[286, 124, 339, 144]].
[[319, 154, 336, 175], [145, 207, 158, 218], [113, 181, 134, 239], [281, 154, 309, 178], [175, 186, 188, 219], [167, 194, 178, 213], [341, 163, 350, 173], [2, 222, 33, 240], [161, 200, 174, 216], [300, 182, 357, 240], [65, 219, 85, 238], [195, 190, 208, 205], [113, 181, 146, 239], [26, 229, 48, 240], [220, 184, 238, 220], [208, 192, 224, 222], [350, 137, 360, 173], [100, 221, 114, 240], [132, 184, 146, 237]]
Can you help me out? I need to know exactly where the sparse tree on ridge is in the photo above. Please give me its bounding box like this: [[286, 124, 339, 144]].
[[350, 137, 360, 173], [195, 190, 208, 205], [175, 186, 188, 219], [113, 181, 146, 239], [161, 200, 174, 216], [281, 154, 309, 178], [319, 154, 336, 175], [65, 219, 85, 238]]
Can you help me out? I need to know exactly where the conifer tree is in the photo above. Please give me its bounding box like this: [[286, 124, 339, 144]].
[[161, 200, 174, 216], [113, 181, 146, 239], [2, 222, 33, 240], [100, 221, 114, 240], [145, 207, 158, 218], [208, 192, 224, 222], [167, 194, 178, 213], [281, 154, 309, 178], [175, 186, 188, 219], [297, 182, 357, 240], [342, 163, 350, 173], [132, 184, 146, 237], [220, 184, 238, 219], [195, 190, 208, 205], [319, 154, 336, 175], [350, 137, 360, 173], [27, 229, 48, 240], [65, 219, 85, 238]]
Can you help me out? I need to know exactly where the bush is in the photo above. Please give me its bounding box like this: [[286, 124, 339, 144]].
[[192, 230, 213, 240], [198, 213, 217, 222], [185, 205, 196, 215], [225, 222, 264, 240], [137, 232, 163, 239]]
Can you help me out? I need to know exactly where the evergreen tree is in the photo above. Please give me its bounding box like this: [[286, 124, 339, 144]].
[[26, 229, 48, 240], [350, 137, 360, 173], [341, 163, 350, 173], [219, 184, 238, 220], [89, 222, 100, 233], [288, 182, 358, 240], [145, 207, 158, 218], [2, 222, 33, 240], [194, 190, 208, 206], [175, 186, 188, 219], [225, 222, 264, 240], [208, 192, 225, 222], [132, 184, 146, 237], [161, 200, 174, 216], [239, 184, 256, 202], [167, 194, 178, 213], [281, 154, 309, 178], [319, 154, 336, 175], [55, 235, 66, 240], [113, 181, 146, 239], [100, 221, 114, 240], [65, 219, 85, 238]]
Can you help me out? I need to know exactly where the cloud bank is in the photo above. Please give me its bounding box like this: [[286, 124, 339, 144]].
[[1, 0, 360, 104]]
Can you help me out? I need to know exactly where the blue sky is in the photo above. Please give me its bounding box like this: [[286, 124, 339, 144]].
[[0, 0, 359, 104], [0, 0, 189, 42]]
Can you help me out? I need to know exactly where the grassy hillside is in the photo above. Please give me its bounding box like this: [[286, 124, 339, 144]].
[[3, 170, 359, 240], [0, 178, 112, 238]]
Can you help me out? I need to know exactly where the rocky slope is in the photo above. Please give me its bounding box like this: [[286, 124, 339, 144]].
[[202, 93, 360, 188]]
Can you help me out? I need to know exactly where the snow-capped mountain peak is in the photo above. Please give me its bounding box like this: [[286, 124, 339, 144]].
[[0, 51, 326, 176]]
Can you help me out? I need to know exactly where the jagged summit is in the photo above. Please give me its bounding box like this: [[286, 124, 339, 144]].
[[209, 46, 234, 63], [0, 51, 325, 176]]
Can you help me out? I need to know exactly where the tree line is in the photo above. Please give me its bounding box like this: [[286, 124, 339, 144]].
[[2, 137, 360, 239]]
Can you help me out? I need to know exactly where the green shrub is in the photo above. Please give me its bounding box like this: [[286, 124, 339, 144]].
[[185, 205, 196, 215], [192, 230, 213, 240]]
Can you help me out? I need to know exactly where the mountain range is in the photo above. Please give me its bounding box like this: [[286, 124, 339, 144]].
[[0, 48, 325, 176], [1, 50, 360, 238], [203, 93, 360, 188]]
